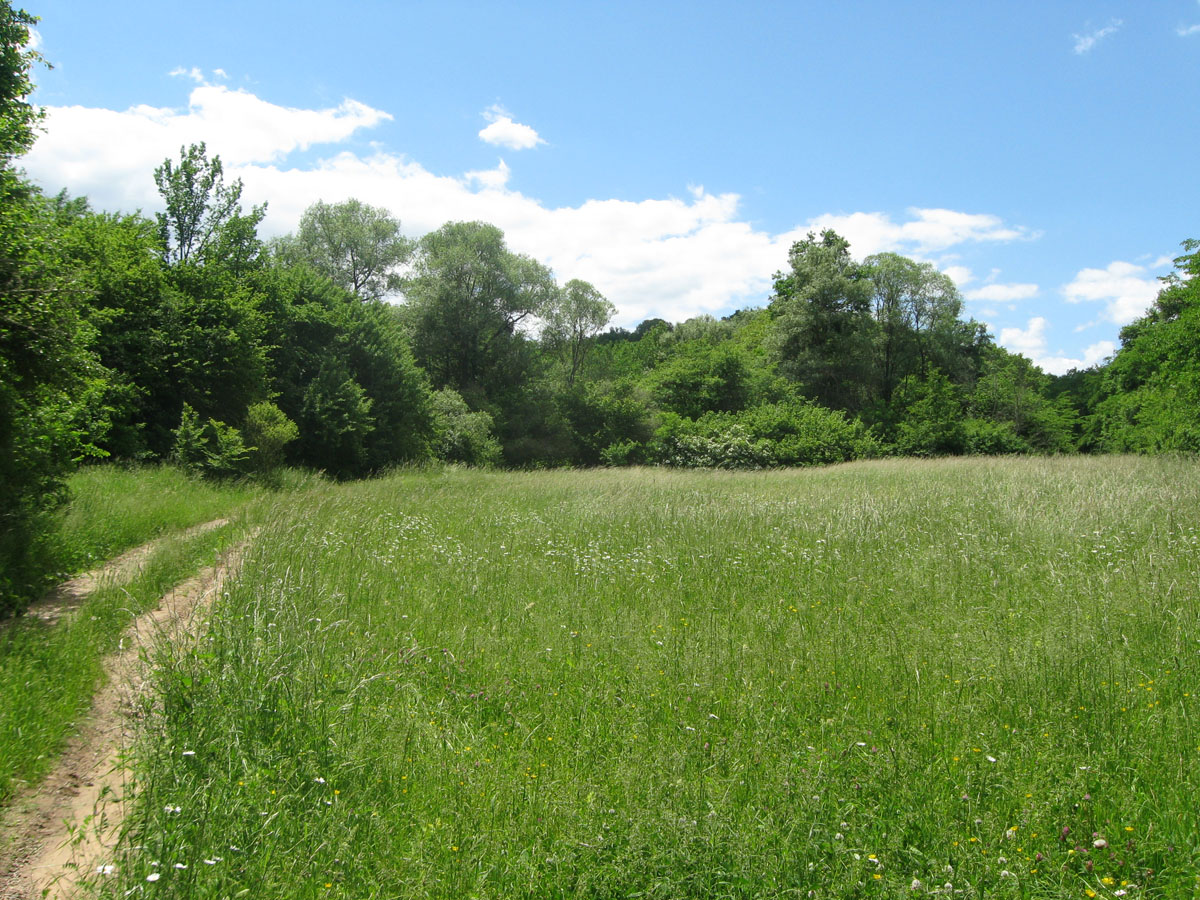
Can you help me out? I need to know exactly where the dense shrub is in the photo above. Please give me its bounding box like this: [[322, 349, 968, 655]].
[[650, 400, 876, 469]]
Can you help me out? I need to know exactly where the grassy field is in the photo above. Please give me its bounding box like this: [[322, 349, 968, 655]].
[[92, 457, 1200, 898]]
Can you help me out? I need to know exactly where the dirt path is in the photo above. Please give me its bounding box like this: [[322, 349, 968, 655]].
[[27, 518, 231, 627], [0, 531, 249, 900]]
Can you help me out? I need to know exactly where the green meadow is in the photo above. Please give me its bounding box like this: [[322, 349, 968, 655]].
[[88, 456, 1198, 899]]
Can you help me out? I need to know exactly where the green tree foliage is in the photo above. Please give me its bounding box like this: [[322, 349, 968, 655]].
[[541, 278, 615, 385], [259, 267, 433, 476], [170, 402, 251, 479], [1093, 241, 1200, 452], [646, 343, 753, 419], [863, 252, 969, 404], [154, 142, 265, 272], [968, 346, 1077, 453], [243, 400, 298, 474], [769, 230, 874, 411], [0, 5, 103, 613], [430, 387, 502, 467], [280, 198, 413, 301], [297, 360, 375, 476], [404, 221, 557, 407], [560, 379, 656, 465]]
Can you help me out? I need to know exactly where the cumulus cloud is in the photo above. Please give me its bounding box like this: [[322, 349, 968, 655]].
[[23, 82, 1039, 328], [478, 105, 544, 150], [1177, 23, 1200, 37], [964, 282, 1039, 302], [1062, 260, 1161, 325], [22, 83, 392, 212], [1073, 20, 1122, 54], [997, 317, 1115, 375], [805, 208, 1033, 256], [464, 159, 511, 190], [941, 265, 973, 287]]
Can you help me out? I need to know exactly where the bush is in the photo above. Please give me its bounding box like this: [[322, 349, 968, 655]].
[[430, 388, 502, 467], [171, 403, 251, 479], [243, 401, 298, 474], [650, 400, 875, 469]]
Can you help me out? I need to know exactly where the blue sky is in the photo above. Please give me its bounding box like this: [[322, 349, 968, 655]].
[[20, 1, 1200, 373]]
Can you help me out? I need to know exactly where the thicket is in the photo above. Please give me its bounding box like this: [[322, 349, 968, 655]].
[[2, 0, 1197, 614]]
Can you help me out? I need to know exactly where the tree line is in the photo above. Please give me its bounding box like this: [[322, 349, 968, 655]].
[[2, 2, 1197, 613]]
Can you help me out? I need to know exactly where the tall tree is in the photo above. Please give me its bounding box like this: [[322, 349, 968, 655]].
[[768, 230, 873, 412], [863, 252, 965, 404], [541, 278, 615, 385], [154, 142, 265, 272], [0, 5, 101, 613], [283, 198, 413, 301], [403, 221, 557, 405], [1092, 240, 1200, 452]]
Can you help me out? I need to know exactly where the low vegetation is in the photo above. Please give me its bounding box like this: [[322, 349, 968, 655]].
[[96, 457, 1198, 899]]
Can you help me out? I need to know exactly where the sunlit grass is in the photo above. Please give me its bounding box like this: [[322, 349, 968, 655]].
[[52, 464, 262, 575], [111, 457, 1199, 898], [0, 524, 238, 806]]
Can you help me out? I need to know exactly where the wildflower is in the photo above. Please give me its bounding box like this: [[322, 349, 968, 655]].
[[911, 878, 922, 890], [1000, 869, 1013, 878], [174, 863, 187, 869], [96, 865, 116, 876], [986, 755, 997, 763], [181, 750, 195, 757], [1094, 838, 1108, 849], [146, 873, 161, 882], [164, 805, 181, 814]]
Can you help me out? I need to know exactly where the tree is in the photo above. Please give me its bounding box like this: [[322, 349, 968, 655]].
[[541, 278, 615, 385], [0, 5, 102, 613], [404, 221, 557, 405], [154, 142, 265, 271], [863, 252, 965, 404], [1092, 240, 1200, 452], [0, 1, 40, 162], [283, 198, 413, 301], [769, 230, 874, 412]]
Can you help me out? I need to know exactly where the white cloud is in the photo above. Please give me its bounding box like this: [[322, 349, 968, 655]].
[[478, 105, 544, 150], [1073, 19, 1122, 54], [805, 208, 1033, 256], [997, 317, 1115, 374], [942, 265, 973, 287], [24, 26, 42, 52], [1062, 260, 1160, 325], [23, 82, 1039, 329], [464, 158, 511, 190], [169, 66, 208, 84], [964, 282, 1039, 302], [23, 83, 391, 212], [1177, 23, 1200, 36]]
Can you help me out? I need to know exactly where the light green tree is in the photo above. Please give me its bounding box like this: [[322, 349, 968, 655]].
[[283, 198, 413, 301], [541, 278, 615, 385]]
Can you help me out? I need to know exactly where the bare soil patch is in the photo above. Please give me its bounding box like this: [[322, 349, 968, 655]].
[[0, 533, 247, 899]]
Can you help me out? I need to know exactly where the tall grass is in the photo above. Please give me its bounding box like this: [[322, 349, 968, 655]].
[[52, 465, 262, 575], [0, 524, 238, 806], [111, 458, 1199, 898]]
